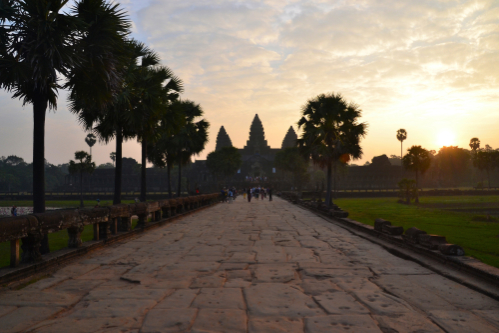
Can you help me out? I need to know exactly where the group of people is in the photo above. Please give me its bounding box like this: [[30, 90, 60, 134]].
[[245, 176, 268, 182], [243, 187, 272, 202], [220, 187, 237, 203]]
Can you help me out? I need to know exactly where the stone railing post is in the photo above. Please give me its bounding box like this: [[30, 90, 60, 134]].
[[68, 226, 85, 248]]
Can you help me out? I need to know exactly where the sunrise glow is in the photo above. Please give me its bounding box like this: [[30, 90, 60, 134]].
[[436, 129, 456, 148]]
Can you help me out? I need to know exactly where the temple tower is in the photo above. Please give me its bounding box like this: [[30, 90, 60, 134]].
[[215, 126, 233, 151], [281, 126, 298, 149], [243, 114, 271, 155]]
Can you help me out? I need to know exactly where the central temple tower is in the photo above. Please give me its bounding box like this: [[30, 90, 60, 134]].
[[243, 114, 272, 155]]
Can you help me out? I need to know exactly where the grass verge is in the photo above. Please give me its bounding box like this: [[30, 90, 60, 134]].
[[334, 196, 499, 269]]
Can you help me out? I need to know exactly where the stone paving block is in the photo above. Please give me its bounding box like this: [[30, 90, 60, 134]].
[[224, 279, 252, 288], [141, 308, 197, 333], [49, 278, 105, 295], [156, 289, 199, 309], [248, 316, 303, 333], [30, 317, 137, 333], [406, 275, 499, 310], [274, 239, 301, 247], [300, 278, 342, 296], [53, 263, 101, 278], [0, 305, 16, 318], [192, 288, 245, 309], [332, 276, 380, 293], [166, 262, 221, 272], [429, 310, 498, 333], [285, 247, 319, 262], [183, 255, 228, 262], [472, 309, 499, 328], [353, 291, 413, 315], [227, 269, 252, 281], [374, 313, 443, 333], [224, 252, 256, 263], [244, 283, 324, 317], [370, 263, 434, 275], [0, 306, 63, 333], [84, 289, 171, 301], [304, 315, 382, 332], [75, 265, 132, 280], [219, 262, 249, 271], [314, 291, 370, 315], [229, 240, 255, 247], [254, 240, 275, 246], [301, 267, 371, 279], [22, 276, 68, 291], [68, 299, 156, 319], [156, 269, 199, 281], [253, 264, 297, 283], [191, 309, 247, 333], [190, 274, 225, 288], [373, 275, 455, 310], [256, 251, 288, 263], [0, 291, 78, 307]]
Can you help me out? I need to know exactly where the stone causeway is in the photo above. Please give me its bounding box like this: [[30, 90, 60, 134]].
[[0, 197, 498, 332]]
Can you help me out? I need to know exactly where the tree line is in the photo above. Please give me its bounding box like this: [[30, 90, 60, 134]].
[[0, 0, 209, 213]]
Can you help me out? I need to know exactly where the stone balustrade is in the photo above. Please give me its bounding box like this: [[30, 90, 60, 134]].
[[0, 194, 219, 268]]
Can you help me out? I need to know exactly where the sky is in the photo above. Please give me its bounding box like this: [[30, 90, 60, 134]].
[[1, 0, 498, 166]]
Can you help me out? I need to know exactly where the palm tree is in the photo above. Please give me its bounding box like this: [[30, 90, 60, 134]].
[[68, 151, 96, 208], [469, 137, 480, 152], [110, 152, 116, 166], [297, 93, 367, 207], [402, 145, 432, 203], [396, 129, 407, 164], [85, 133, 97, 157], [0, 0, 130, 214], [169, 100, 209, 197], [130, 51, 183, 202]]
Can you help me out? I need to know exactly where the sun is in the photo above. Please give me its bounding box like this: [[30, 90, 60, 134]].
[[436, 129, 456, 147]]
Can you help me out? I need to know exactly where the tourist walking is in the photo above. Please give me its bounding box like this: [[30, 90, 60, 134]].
[[247, 188, 252, 202], [268, 188, 273, 201], [11, 205, 17, 216], [261, 188, 265, 200], [228, 189, 234, 203], [243, 188, 247, 200]]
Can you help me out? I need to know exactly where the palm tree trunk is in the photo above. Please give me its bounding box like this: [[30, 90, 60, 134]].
[[80, 171, 84, 208], [33, 94, 47, 214], [113, 129, 123, 205], [333, 161, 337, 200], [177, 162, 182, 197], [167, 163, 172, 198], [33, 93, 50, 254], [326, 161, 332, 207], [415, 170, 419, 203], [140, 138, 147, 202], [400, 141, 403, 178]]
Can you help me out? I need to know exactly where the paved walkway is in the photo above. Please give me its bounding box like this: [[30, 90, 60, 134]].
[[1, 197, 498, 332]]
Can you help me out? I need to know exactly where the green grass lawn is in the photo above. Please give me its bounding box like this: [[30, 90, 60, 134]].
[[334, 196, 499, 269]]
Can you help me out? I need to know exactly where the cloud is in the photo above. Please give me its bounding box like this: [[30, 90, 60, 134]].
[[1, 0, 498, 165]]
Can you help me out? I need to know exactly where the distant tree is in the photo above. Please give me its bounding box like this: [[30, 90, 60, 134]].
[[297, 93, 367, 207], [473, 146, 497, 188], [396, 129, 407, 175], [275, 148, 310, 191], [402, 145, 432, 203], [85, 134, 97, 157], [398, 178, 417, 204], [4, 155, 26, 166], [97, 163, 114, 169], [434, 146, 470, 187], [68, 151, 96, 208], [469, 137, 480, 153], [206, 147, 242, 185], [110, 152, 116, 166]]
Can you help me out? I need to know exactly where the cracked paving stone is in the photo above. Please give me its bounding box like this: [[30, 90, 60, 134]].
[[192, 288, 245, 309], [248, 316, 304, 333], [313, 291, 370, 315], [304, 315, 383, 333], [156, 289, 199, 309], [0, 306, 64, 333], [429, 310, 498, 333], [191, 309, 247, 333], [141, 308, 197, 333]]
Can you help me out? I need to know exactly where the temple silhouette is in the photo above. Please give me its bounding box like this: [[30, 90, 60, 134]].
[[188, 114, 298, 183]]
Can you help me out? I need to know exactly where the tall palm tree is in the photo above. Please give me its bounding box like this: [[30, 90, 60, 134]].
[[68, 151, 96, 208], [0, 0, 130, 214], [469, 137, 480, 185], [297, 93, 367, 207], [85, 133, 97, 157], [396, 129, 407, 164], [169, 100, 209, 197], [131, 52, 183, 202], [402, 145, 432, 203]]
